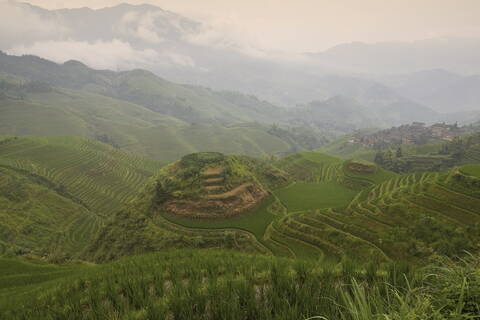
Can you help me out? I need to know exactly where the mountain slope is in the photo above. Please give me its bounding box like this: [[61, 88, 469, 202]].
[[418, 75, 480, 112], [0, 136, 163, 216], [0, 51, 287, 125], [273, 167, 480, 262], [289, 95, 438, 133], [0, 58, 311, 162], [0, 165, 99, 259], [308, 38, 480, 74]]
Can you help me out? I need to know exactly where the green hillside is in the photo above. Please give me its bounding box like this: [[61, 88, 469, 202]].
[[273, 167, 480, 263], [84, 152, 290, 261], [318, 134, 378, 161], [0, 136, 166, 259], [0, 82, 303, 162], [2, 140, 478, 264], [0, 166, 99, 259], [86, 151, 399, 262], [0, 53, 287, 125], [1, 140, 479, 319], [0, 136, 163, 216], [323, 130, 480, 174]]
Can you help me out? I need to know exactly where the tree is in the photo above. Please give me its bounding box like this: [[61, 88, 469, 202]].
[[395, 147, 403, 158], [374, 152, 384, 165]]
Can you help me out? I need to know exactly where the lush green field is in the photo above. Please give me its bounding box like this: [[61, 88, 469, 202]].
[[1, 250, 479, 320], [273, 168, 480, 263], [1, 140, 479, 265], [0, 258, 86, 304], [461, 164, 480, 178], [274, 182, 358, 212]]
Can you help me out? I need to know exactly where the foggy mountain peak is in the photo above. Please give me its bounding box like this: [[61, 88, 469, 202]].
[[2, 1, 480, 115]]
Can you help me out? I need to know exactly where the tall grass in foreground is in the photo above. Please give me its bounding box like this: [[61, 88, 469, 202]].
[[1, 250, 479, 320]]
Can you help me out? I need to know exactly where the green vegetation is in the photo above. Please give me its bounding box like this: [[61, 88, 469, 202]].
[[369, 132, 480, 174], [0, 52, 328, 163], [0, 136, 165, 259], [461, 164, 480, 178], [0, 85, 300, 162], [0, 136, 163, 216], [318, 132, 378, 161], [0, 166, 99, 259], [0, 138, 478, 319], [1, 250, 479, 320], [1, 141, 478, 264], [162, 196, 276, 242], [1, 50, 480, 320], [274, 182, 358, 212], [273, 169, 480, 262], [0, 258, 84, 303], [79, 149, 480, 263]]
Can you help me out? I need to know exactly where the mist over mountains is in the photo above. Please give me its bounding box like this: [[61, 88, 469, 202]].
[[1, 0, 480, 127]]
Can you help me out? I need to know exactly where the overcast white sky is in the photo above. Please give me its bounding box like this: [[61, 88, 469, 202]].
[[20, 0, 480, 52]]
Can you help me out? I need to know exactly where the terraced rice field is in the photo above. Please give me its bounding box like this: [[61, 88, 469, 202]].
[[158, 152, 395, 259], [277, 152, 344, 183], [461, 164, 480, 178], [155, 152, 406, 260], [272, 168, 480, 262], [0, 136, 163, 216], [464, 145, 480, 163], [274, 182, 358, 212], [1, 160, 106, 257], [160, 196, 278, 253]]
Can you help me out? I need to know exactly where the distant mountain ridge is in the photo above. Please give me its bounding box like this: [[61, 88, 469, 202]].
[[308, 38, 480, 74], [378, 69, 480, 113], [3, 1, 480, 112]]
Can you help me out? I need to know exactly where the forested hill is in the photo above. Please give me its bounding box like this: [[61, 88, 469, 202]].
[[0, 53, 329, 162], [0, 51, 287, 125]]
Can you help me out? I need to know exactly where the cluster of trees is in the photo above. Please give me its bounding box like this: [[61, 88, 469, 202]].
[[375, 132, 480, 173], [391, 215, 479, 258], [268, 124, 328, 153], [374, 147, 406, 172], [440, 133, 480, 160], [94, 134, 119, 148]]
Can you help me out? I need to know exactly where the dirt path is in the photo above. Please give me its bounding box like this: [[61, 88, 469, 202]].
[[205, 183, 253, 199], [201, 166, 225, 176]]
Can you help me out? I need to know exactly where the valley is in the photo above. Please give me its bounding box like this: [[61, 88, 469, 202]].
[[1, 2, 480, 318], [1, 136, 478, 265]]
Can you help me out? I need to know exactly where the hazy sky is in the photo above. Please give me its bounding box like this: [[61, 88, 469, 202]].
[[22, 0, 480, 52]]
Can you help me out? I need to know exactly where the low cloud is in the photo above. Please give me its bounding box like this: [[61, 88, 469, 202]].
[[118, 10, 166, 44], [7, 38, 196, 70], [7, 39, 160, 70], [0, 1, 69, 49]]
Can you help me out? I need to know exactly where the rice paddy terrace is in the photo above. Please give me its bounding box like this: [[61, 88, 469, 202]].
[[0, 165, 98, 258], [1, 137, 479, 264], [129, 151, 480, 263], [0, 136, 163, 216], [152, 152, 386, 260], [273, 167, 480, 262], [0, 136, 163, 258], [88, 152, 403, 261], [159, 152, 271, 219]]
